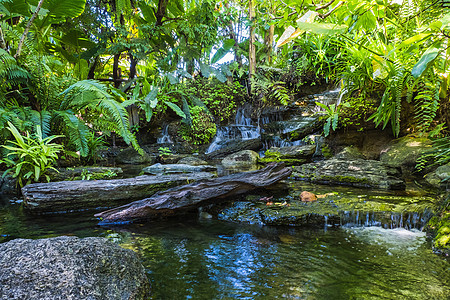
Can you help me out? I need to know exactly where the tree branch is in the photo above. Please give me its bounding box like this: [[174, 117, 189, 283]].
[[0, 25, 6, 49], [15, 0, 45, 58], [316, 0, 337, 11], [318, 1, 344, 19]]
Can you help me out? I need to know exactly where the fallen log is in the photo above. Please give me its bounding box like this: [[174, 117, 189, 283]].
[[95, 162, 291, 224], [21, 172, 214, 213]]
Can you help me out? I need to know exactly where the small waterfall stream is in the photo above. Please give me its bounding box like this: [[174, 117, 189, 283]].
[[206, 108, 260, 154], [157, 124, 173, 144]]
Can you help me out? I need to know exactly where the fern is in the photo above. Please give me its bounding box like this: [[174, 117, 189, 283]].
[[414, 74, 440, 132], [0, 48, 29, 86], [54, 110, 90, 156], [61, 80, 142, 155]]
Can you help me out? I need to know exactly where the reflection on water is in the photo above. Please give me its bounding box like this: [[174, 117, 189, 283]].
[[115, 220, 449, 299], [0, 194, 449, 299]]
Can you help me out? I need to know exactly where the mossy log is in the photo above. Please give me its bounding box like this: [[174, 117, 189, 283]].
[[95, 163, 291, 224]]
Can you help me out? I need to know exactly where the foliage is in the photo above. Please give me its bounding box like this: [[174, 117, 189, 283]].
[[251, 67, 291, 106], [416, 136, 450, 178], [158, 147, 172, 156], [0, 122, 63, 187], [179, 106, 216, 145], [340, 96, 378, 131], [84, 132, 107, 165], [316, 101, 350, 137]]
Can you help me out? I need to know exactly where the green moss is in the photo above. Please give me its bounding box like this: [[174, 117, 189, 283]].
[[321, 144, 333, 159], [318, 174, 370, 184], [260, 157, 306, 166], [428, 211, 450, 250]]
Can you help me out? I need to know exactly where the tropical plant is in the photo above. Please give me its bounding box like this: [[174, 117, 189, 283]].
[[316, 101, 350, 137], [179, 106, 217, 145], [0, 122, 63, 187]]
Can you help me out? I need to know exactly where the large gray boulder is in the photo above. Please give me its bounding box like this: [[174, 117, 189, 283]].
[[177, 156, 208, 166], [292, 158, 405, 190], [206, 138, 262, 159], [0, 173, 17, 195], [221, 150, 259, 168], [0, 236, 149, 300]]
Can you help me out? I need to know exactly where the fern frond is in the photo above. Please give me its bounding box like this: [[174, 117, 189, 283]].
[[61, 80, 142, 154], [54, 110, 90, 156], [29, 110, 52, 138]]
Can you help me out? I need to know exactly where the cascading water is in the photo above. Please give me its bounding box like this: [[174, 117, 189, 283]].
[[157, 124, 173, 144], [206, 88, 344, 153], [206, 107, 260, 154]]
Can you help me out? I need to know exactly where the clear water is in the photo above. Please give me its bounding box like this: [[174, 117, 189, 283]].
[[0, 191, 449, 299]]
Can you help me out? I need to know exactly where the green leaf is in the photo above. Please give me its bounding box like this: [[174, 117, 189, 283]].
[[144, 87, 159, 109], [0, 0, 30, 16], [296, 22, 348, 35], [42, 0, 86, 19], [212, 68, 227, 83], [411, 47, 440, 78], [398, 33, 431, 49], [164, 101, 186, 119], [199, 62, 211, 78], [140, 3, 156, 23], [211, 39, 235, 64], [167, 73, 178, 84]]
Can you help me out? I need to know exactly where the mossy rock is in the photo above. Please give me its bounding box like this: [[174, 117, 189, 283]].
[[292, 158, 406, 190], [221, 150, 259, 168], [116, 147, 156, 165], [259, 157, 307, 166], [380, 135, 432, 172], [424, 163, 450, 190]]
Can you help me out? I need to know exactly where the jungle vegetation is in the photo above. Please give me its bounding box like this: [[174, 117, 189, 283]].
[[0, 0, 449, 186]]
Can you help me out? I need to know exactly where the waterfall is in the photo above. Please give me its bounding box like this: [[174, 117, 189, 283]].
[[157, 125, 173, 144], [206, 107, 260, 154]]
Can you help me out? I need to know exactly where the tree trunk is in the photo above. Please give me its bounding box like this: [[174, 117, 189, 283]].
[[248, 0, 256, 82], [87, 56, 99, 79], [95, 163, 292, 223], [155, 0, 169, 26], [21, 172, 215, 213], [113, 53, 121, 88]]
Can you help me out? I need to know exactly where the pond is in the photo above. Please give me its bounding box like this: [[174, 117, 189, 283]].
[[0, 183, 449, 299]]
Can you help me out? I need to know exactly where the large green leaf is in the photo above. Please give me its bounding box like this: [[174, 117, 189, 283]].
[[211, 39, 235, 64], [140, 3, 156, 23], [42, 0, 86, 22], [296, 21, 348, 35], [60, 29, 96, 49], [199, 62, 212, 78], [0, 0, 30, 16], [165, 101, 186, 119], [212, 68, 227, 83], [411, 47, 440, 78]]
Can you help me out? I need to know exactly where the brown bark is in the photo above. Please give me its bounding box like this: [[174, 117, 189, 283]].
[[112, 53, 121, 88], [264, 24, 275, 63], [95, 163, 292, 223], [155, 0, 169, 26], [87, 56, 99, 79]]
